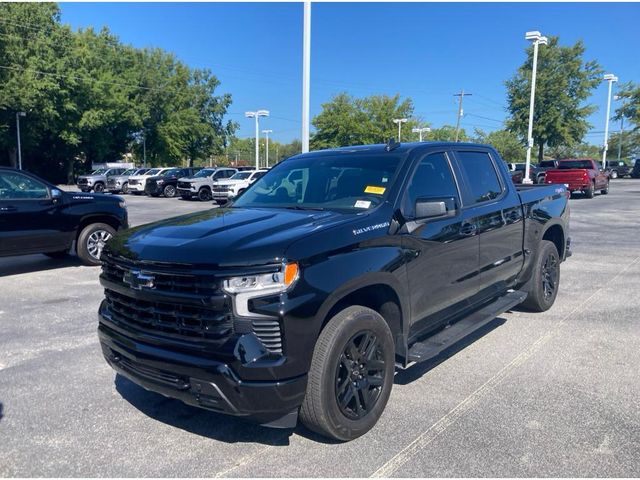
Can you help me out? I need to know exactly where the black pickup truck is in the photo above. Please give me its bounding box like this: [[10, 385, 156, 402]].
[[97, 142, 570, 441], [0, 167, 128, 266]]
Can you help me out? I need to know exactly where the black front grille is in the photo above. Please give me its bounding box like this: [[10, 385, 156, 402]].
[[77, 178, 88, 185], [213, 185, 230, 192], [178, 181, 192, 189], [102, 257, 219, 296], [118, 356, 189, 389], [128, 179, 140, 185], [107, 178, 117, 187], [104, 289, 233, 343]]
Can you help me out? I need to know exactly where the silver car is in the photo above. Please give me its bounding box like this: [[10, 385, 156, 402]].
[[76, 168, 127, 193], [106, 168, 149, 194]]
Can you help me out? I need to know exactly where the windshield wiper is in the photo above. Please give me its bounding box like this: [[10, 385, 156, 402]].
[[284, 205, 326, 211]]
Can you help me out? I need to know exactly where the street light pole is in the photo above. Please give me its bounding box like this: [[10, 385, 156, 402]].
[[412, 127, 431, 142], [301, 0, 311, 153], [16, 111, 26, 170], [262, 129, 272, 168], [245, 110, 269, 170], [393, 118, 408, 142], [614, 95, 626, 162], [523, 31, 548, 184], [602, 74, 618, 170]]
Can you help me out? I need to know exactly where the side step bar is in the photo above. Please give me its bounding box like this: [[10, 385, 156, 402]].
[[407, 290, 527, 364]]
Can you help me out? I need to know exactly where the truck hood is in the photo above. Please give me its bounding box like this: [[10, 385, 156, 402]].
[[77, 175, 105, 181], [215, 179, 244, 186], [64, 190, 123, 205], [105, 207, 354, 268]]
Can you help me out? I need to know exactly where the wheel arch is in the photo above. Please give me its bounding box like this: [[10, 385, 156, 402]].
[[76, 214, 122, 241], [542, 223, 565, 259]]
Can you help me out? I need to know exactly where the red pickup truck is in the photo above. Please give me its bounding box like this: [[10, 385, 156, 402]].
[[545, 159, 609, 198]]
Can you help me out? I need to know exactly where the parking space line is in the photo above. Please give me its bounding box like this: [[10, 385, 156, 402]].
[[370, 256, 640, 478], [214, 444, 276, 478]]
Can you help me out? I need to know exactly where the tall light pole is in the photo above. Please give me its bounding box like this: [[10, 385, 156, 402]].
[[16, 111, 26, 170], [412, 127, 431, 142], [602, 73, 618, 169], [393, 118, 408, 142], [245, 110, 269, 170], [262, 129, 272, 168], [614, 95, 626, 162], [523, 31, 548, 184], [301, 0, 311, 153]]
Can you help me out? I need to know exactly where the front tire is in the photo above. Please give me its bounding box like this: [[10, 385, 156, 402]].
[[76, 223, 116, 266], [300, 306, 395, 441], [163, 184, 177, 197], [520, 240, 560, 312], [121, 182, 129, 194], [198, 187, 212, 202], [610, 170, 618, 179], [93, 182, 105, 193]]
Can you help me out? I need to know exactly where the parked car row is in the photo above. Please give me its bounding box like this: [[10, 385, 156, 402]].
[[78, 165, 268, 202]]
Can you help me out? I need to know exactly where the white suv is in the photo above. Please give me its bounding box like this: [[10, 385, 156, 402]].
[[127, 167, 170, 195], [212, 170, 268, 204], [176, 167, 237, 201]]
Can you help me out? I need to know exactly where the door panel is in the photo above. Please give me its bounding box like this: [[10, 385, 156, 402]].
[[0, 171, 67, 256], [401, 151, 480, 335]]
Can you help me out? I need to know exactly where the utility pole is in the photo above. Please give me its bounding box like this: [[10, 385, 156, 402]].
[[453, 90, 471, 142], [301, 0, 311, 153], [16, 112, 26, 170], [392, 118, 408, 142]]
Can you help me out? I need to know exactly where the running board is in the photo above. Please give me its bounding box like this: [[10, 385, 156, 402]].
[[407, 290, 527, 364]]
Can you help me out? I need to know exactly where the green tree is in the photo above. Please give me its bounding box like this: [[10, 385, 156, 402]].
[[614, 82, 640, 132], [429, 125, 469, 142], [474, 129, 526, 163], [311, 93, 418, 149], [505, 37, 602, 162]]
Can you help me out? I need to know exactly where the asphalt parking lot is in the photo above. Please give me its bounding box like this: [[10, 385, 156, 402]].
[[1, 182, 639, 477]]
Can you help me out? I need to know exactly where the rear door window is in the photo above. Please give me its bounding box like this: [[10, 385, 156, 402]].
[[455, 151, 504, 205]]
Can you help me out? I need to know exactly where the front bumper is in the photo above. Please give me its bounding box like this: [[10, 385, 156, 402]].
[[98, 312, 307, 426], [145, 183, 164, 196], [177, 187, 195, 197]]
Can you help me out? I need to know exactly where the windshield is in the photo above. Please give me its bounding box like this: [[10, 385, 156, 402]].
[[230, 172, 252, 180], [91, 168, 107, 175], [160, 169, 177, 176], [539, 161, 556, 168], [232, 153, 402, 212], [145, 168, 161, 176], [122, 169, 136, 175], [558, 160, 594, 169], [193, 168, 214, 178]]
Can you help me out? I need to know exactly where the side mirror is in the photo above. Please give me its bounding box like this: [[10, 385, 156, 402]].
[[415, 199, 447, 219], [51, 188, 63, 203]]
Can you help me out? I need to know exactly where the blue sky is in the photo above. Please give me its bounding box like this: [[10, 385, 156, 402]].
[[60, 2, 640, 144]]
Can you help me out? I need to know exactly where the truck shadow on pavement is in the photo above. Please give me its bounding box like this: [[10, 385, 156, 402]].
[[0, 255, 84, 277], [394, 317, 507, 385], [114, 374, 295, 446]]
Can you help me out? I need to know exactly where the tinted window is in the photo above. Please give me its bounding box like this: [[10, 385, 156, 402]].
[[558, 160, 594, 169], [456, 151, 503, 204], [539, 161, 556, 168], [404, 153, 458, 217], [0, 171, 49, 200]]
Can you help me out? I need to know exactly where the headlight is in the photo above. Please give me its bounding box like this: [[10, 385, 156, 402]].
[[156, 179, 165, 184], [223, 262, 298, 294], [222, 262, 299, 317], [116, 181, 121, 186]]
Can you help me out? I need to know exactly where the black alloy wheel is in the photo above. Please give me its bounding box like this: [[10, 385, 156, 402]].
[[93, 182, 105, 193], [163, 184, 177, 198], [541, 252, 559, 301], [335, 331, 386, 420]]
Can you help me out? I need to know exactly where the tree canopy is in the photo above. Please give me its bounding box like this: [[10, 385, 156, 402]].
[[505, 37, 602, 162], [0, 3, 236, 182]]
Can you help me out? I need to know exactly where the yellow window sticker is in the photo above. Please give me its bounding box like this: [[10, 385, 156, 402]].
[[364, 185, 386, 195]]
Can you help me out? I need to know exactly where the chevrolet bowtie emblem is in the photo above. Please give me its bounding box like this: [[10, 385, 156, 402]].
[[122, 269, 155, 290]]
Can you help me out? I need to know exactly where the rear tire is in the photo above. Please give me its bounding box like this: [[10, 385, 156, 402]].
[[584, 181, 595, 199], [601, 181, 609, 195], [77, 223, 116, 266], [300, 306, 395, 441], [520, 240, 560, 312], [198, 187, 212, 202]]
